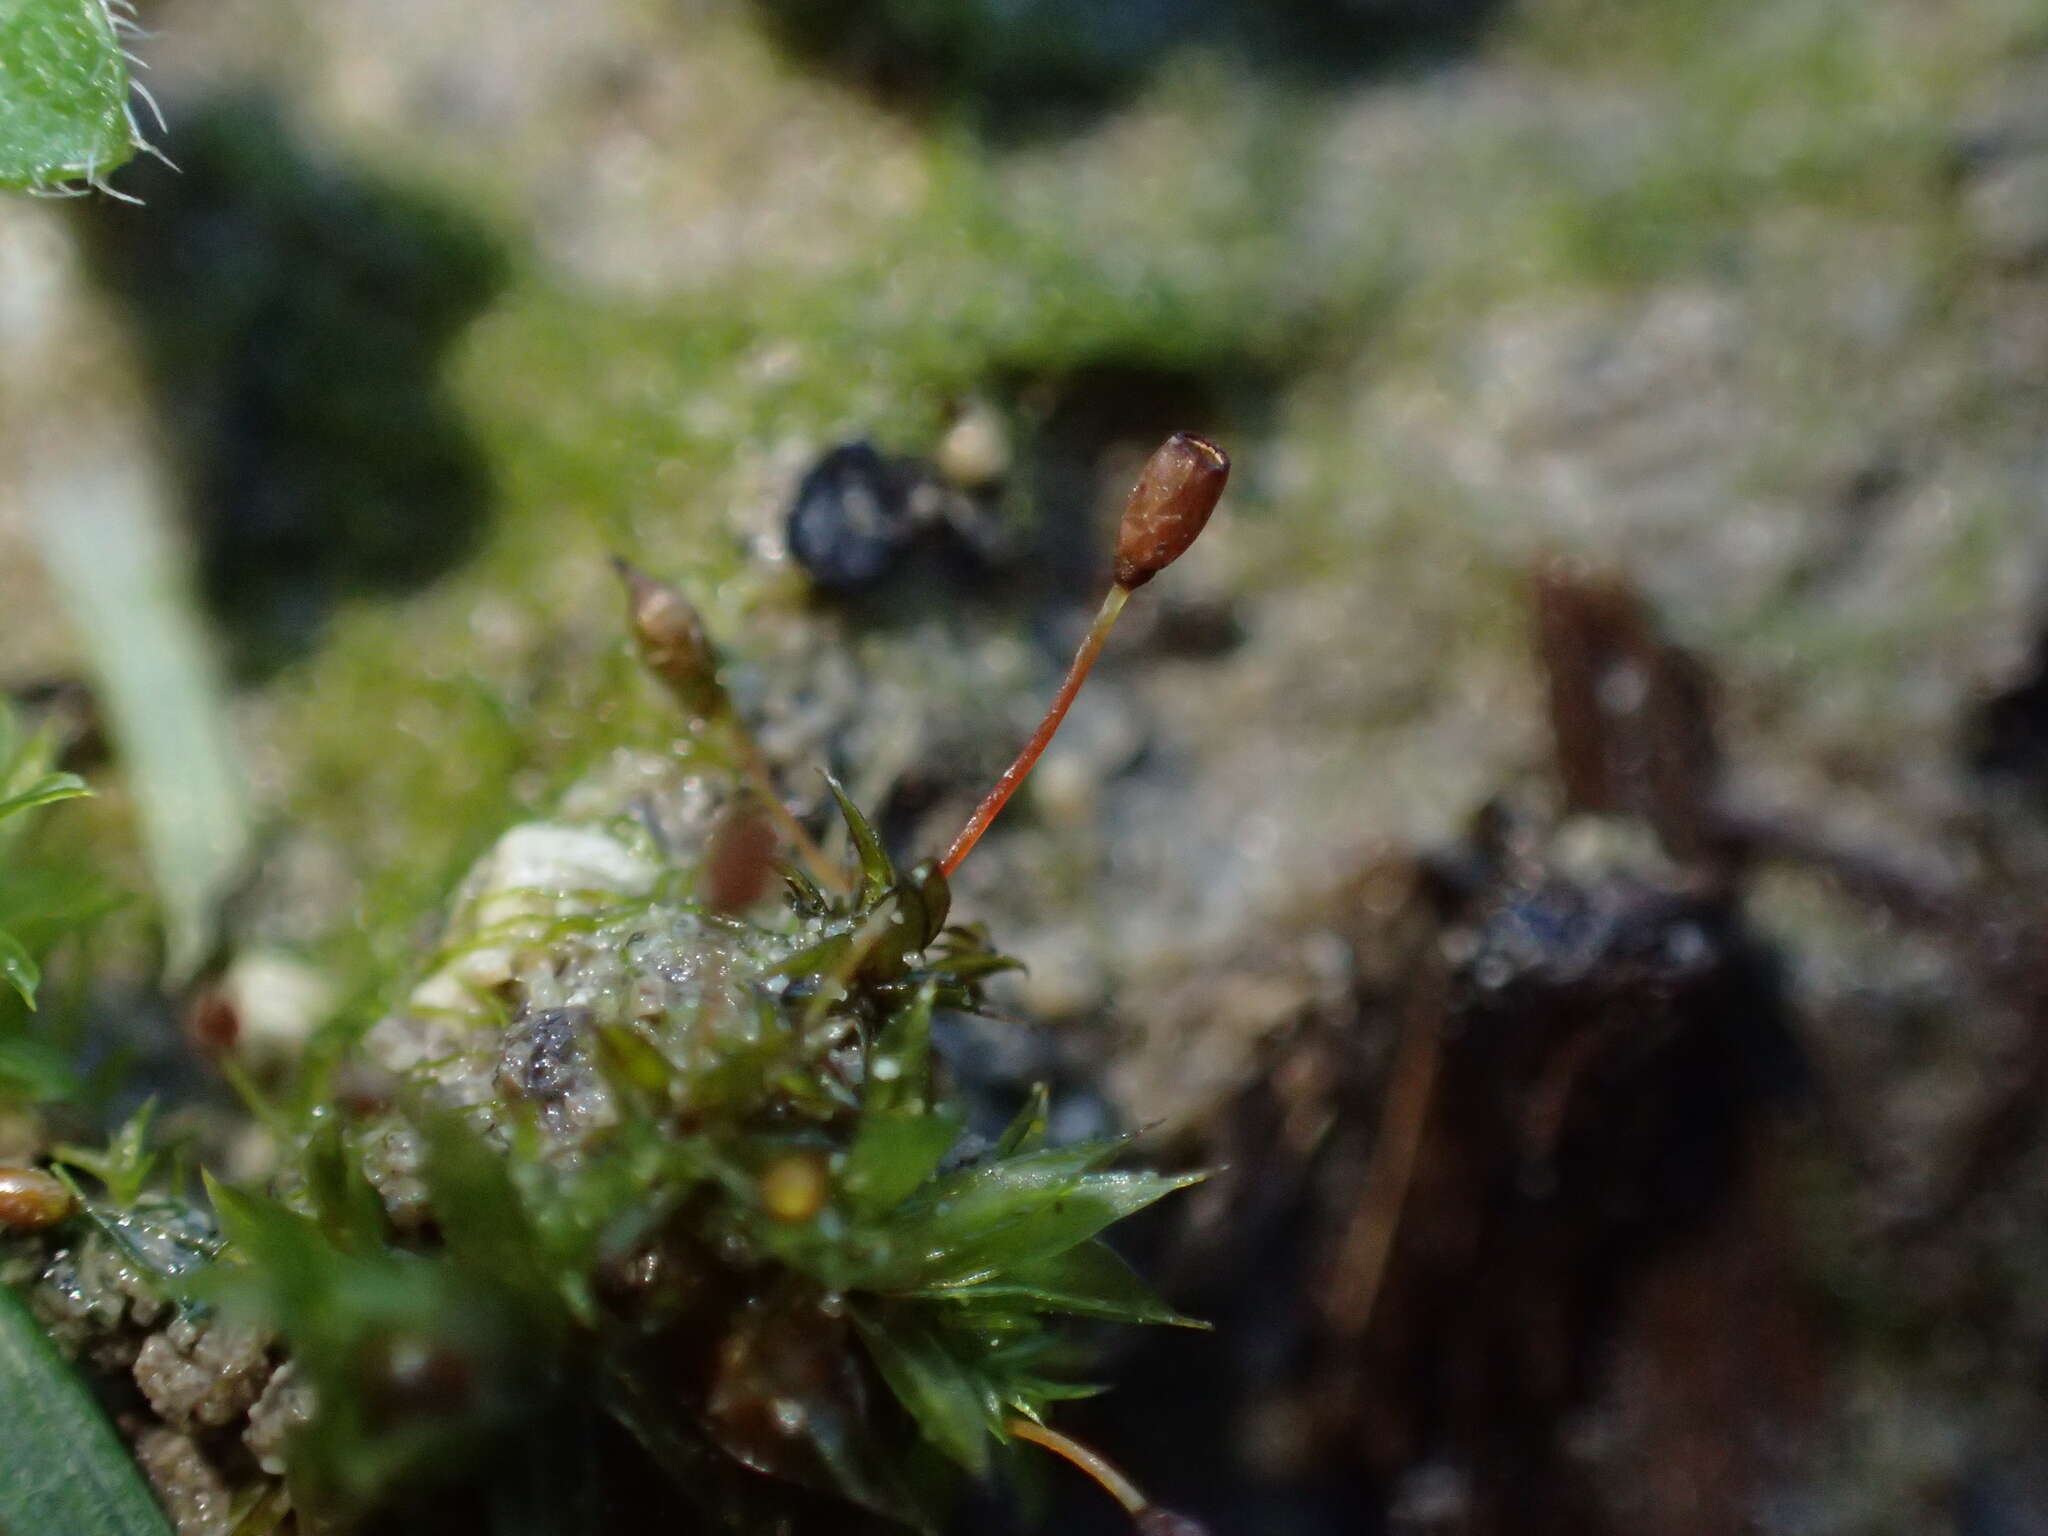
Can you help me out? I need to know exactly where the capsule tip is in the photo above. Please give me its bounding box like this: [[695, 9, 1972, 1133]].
[[613, 557, 723, 718], [1112, 432, 1229, 591]]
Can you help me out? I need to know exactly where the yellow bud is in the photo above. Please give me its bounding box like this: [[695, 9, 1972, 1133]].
[[0, 1166, 74, 1231], [757, 1151, 830, 1223]]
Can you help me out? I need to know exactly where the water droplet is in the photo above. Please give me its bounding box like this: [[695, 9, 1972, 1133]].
[[1474, 954, 1514, 991]]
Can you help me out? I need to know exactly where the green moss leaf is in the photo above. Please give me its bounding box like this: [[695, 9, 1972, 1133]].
[[849, 1307, 993, 1476], [203, 1171, 558, 1517], [913, 1238, 1203, 1327], [299, 1117, 391, 1253], [864, 1143, 1202, 1290], [844, 1110, 960, 1220], [0, 928, 38, 1009], [0, 0, 139, 192], [824, 773, 895, 907], [416, 1112, 562, 1319], [0, 1032, 77, 1099], [0, 1282, 176, 1536], [0, 772, 88, 826], [52, 1101, 159, 1205], [865, 983, 935, 1115], [991, 1084, 1050, 1158]]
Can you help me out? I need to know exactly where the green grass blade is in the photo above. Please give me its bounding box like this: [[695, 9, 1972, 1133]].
[[34, 458, 253, 982], [0, 1283, 174, 1536]]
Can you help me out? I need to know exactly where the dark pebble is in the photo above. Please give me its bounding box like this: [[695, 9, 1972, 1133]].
[[786, 440, 916, 591]]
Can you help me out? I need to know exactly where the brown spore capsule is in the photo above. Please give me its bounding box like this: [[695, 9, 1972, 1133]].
[[613, 557, 726, 720], [702, 801, 780, 915], [938, 429, 1233, 877], [184, 986, 240, 1056], [1112, 432, 1229, 591], [0, 1165, 75, 1231]]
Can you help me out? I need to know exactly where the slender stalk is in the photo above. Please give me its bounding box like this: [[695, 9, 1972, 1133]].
[[940, 585, 1129, 878], [1005, 1417, 1150, 1517], [614, 557, 848, 894], [728, 728, 848, 895], [936, 430, 1226, 879]]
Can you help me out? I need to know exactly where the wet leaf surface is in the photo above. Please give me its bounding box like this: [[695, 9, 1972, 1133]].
[[0, 1282, 175, 1536]]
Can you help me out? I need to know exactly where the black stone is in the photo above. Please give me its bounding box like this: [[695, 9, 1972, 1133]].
[[786, 441, 917, 591]]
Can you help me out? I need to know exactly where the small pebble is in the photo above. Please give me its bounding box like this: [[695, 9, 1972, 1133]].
[[786, 441, 915, 591], [936, 401, 1012, 490]]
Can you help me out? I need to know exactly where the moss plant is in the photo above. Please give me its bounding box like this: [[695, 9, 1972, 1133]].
[[2, 436, 1228, 1535], [0, 714, 175, 1536], [0, 706, 92, 1094]]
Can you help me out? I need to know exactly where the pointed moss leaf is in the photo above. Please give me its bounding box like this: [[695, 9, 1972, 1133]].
[[886, 862, 951, 954], [206, 1176, 325, 1277], [1005, 1377, 1107, 1409], [417, 1113, 557, 1314], [53, 1100, 159, 1206], [0, 928, 39, 1008], [961, 1168, 1203, 1275], [0, 1032, 76, 1098], [918, 1239, 1204, 1327], [302, 1118, 390, 1252], [919, 950, 1024, 981], [594, 1021, 674, 1102], [0, 0, 139, 191], [851, 1308, 993, 1476], [872, 1152, 1203, 1290], [866, 984, 935, 1116], [763, 925, 854, 984], [0, 771, 88, 825], [991, 1084, 1050, 1159], [0, 1283, 176, 1536], [844, 1110, 961, 1220], [824, 773, 894, 905], [203, 1173, 399, 1325], [897, 1138, 1122, 1221], [779, 862, 828, 916]]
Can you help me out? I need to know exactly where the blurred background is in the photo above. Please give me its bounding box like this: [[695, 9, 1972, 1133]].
[[8, 0, 2048, 1530]]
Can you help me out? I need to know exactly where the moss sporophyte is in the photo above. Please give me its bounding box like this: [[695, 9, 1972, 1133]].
[[3, 435, 1228, 1535]]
